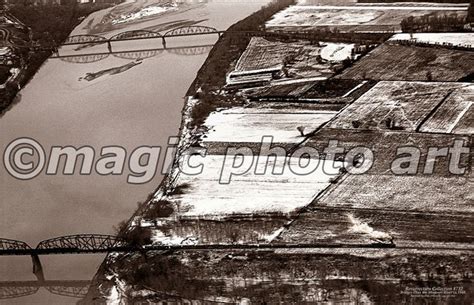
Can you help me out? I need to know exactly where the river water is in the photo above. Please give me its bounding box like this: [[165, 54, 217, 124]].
[[0, 1, 268, 303]]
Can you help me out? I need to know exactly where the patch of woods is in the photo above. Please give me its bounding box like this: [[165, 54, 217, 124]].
[[255, 30, 391, 50], [142, 183, 191, 219], [190, 91, 243, 128], [0, 69, 16, 114], [469, 0, 474, 23], [0, 66, 12, 84], [112, 250, 473, 303], [144, 200, 174, 219], [114, 220, 153, 248], [113, 183, 194, 246], [10, 3, 112, 70], [112, 195, 155, 247], [0, 3, 111, 114], [401, 13, 469, 32], [458, 72, 474, 81], [115, 253, 222, 301], [362, 0, 474, 30], [9, 3, 111, 45]]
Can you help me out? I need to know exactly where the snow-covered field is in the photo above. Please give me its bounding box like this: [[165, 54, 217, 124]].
[[202, 107, 338, 143], [266, 5, 467, 30], [338, 43, 474, 81], [390, 33, 474, 48], [166, 155, 343, 217], [329, 81, 471, 132], [267, 6, 379, 27], [320, 175, 473, 213], [234, 37, 300, 72], [419, 84, 473, 134]]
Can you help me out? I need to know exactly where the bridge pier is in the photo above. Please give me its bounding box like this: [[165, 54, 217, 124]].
[[32, 254, 45, 283], [53, 46, 60, 57], [162, 36, 167, 49]]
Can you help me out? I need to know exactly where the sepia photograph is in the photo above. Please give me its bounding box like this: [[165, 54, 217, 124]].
[[0, 0, 472, 303]]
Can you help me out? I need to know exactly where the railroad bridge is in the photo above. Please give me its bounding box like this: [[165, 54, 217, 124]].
[[60, 25, 223, 51], [0, 235, 128, 255], [15, 27, 304, 63]]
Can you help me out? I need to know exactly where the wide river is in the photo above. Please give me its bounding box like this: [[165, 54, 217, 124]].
[[0, 0, 269, 303]]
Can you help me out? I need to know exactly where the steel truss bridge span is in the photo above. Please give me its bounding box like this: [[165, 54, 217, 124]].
[[60, 25, 222, 47], [0, 235, 127, 255], [0, 238, 31, 252], [36, 234, 127, 252], [24, 28, 313, 65]]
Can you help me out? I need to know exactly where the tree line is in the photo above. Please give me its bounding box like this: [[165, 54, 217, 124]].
[[401, 13, 468, 32], [468, 0, 474, 23]]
